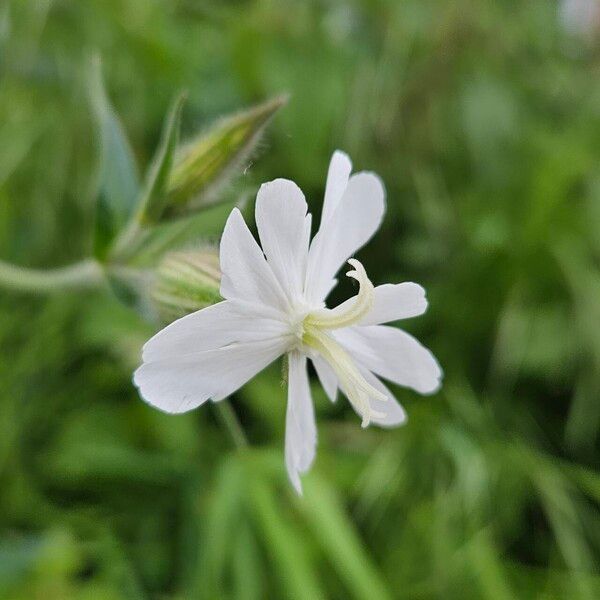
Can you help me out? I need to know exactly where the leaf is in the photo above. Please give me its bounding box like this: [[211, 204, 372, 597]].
[[232, 521, 264, 600], [0, 119, 42, 187], [163, 95, 287, 219], [466, 531, 515, 600], [87, 55, 140, 259], [249, 478, 326, 600], [299, 476, 393, 600], [137, 92, 186, 224], [0, 535, 44, 591], [196, 457, 245, 598], [0, 530, 81, 594]]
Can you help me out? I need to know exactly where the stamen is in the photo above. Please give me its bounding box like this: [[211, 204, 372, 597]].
[[303, 326, 386, 427], [305, 259, 374, 330]]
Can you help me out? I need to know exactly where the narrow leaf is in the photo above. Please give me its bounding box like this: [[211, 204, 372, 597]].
[[137, 92, 186, 224], [233, 521, 264, 600], [195, 457, 245, 598], [300, 476, 393, 600], [105, 266, 157, 322], [87, 55, 140, 259], [249, 478, 326, 600]]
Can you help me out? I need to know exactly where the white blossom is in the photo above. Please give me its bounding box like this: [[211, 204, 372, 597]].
[[134, 151, 442, 493]]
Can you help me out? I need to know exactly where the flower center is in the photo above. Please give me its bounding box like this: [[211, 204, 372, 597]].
[[301, 259, 386, 427]]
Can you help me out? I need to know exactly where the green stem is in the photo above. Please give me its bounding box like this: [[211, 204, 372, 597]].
[[0, 258, 104, 293], [214, 400, 248, 448], [109, 218, 146, 263]]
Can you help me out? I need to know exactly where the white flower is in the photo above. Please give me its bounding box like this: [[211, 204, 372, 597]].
[[134, 151, 442, 493]]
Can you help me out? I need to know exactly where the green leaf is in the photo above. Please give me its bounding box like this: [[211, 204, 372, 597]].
[[137, 92, 186, 224], [87, 56, 140, 259], [0, 530, 81, 594], [300, 476, 393, 600], [249, 478, 326, 600], [163, 95, 287, 219], [232, 521, 264, 600], [123, 202, 232, 268], [196, 457, 245, 598]]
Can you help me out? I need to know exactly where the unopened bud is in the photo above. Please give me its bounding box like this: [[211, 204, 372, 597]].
[[164, 95, 287, 219], [152, 248, 221, 323]]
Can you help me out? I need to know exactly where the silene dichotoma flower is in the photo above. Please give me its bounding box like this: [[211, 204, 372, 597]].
[[134, 151, 442, 493]]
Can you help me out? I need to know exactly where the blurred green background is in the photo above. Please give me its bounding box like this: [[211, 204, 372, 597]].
[[1, 1, 600, 598]]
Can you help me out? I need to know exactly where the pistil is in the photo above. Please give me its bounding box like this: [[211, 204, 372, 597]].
[[304, 259, 374, 330], [303, 326, 386, 427]]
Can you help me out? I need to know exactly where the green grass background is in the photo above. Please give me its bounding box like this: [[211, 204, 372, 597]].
[[1, 1, 600, 598]]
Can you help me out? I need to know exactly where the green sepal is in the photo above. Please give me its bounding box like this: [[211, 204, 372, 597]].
[[151, 248, 222, 323], [136, 92, 187, 225]]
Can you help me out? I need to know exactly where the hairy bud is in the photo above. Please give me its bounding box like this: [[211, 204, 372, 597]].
[[151, 248, 222, 323], [163, 96, 288, 219]]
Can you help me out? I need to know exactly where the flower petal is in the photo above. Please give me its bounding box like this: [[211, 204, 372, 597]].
[[322, 150, 352, 224], [255, 179, 311, 301], [332, 282, 428, 326], [311, 355, 338, 402], [134, 337, 288, 414], [305, 172, 385, 304], [219, 207, 289, 313], [356, 366, 407, 427], [285, 352, 317, 494], [142, 300, 291, 362], [335, 325, 442, 395], [312, 353, 405, 426]]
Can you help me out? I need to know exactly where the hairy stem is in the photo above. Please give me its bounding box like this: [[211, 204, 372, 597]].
[[0, 258, 104, 293], [214, 399, 248, 448]]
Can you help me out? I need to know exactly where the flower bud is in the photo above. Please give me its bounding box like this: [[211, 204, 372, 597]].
[[163, 95, 288, 219], [151, 247, 222, 323]]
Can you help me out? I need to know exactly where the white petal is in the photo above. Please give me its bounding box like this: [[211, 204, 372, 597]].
[[322, 150, 352, 224], [311, 355, 338, 402], [134, 337, 288, 414], [142, 300, 290, 362], [255, 179, 311, 301], [312, 353, 404, 426], [219, 208, 289, 313], [335, 325, 442, 395], [356, 367, 407, 427], [305, 172, 385, 304], [285, 352, 317, 494], [332, 282, 428, 326]]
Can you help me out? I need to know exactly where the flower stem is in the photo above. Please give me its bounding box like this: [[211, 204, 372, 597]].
[[214, 400, 248, 448], [0, 258, 104, 293], [110, 219, 144, 262]]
